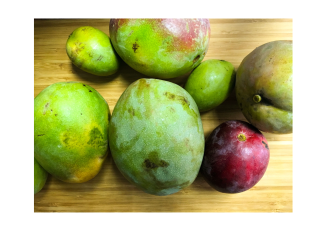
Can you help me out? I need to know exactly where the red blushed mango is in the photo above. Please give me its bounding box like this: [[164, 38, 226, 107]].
[[109, 19, 210, 79], [201, 120, 270, 194], [34, 82, 110, 183]]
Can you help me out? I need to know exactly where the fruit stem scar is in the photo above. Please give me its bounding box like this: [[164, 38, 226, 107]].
[[253, 94, 262, 103], [237, 133, 246, 142]]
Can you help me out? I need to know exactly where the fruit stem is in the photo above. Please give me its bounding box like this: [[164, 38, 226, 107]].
[[253, 95, 262, 103], [237, 133, 246, 142]]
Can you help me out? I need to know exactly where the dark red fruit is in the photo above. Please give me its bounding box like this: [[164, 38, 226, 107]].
[[201, 120, 270, 193]]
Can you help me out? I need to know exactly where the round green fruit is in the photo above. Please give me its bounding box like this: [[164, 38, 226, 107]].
[[109, 78, 205, 196], [184, 59, 236, 112], [34, 158, 48, 194], [236, 40, 293, 134], [34, 82, 110, 183], [109, 19, 210, 79], [66, 26, 120, 76]]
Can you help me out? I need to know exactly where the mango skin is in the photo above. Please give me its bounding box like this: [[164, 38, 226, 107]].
[[109, 19, 210, 79], [66, 26, 120, 76], [236, 40, 293, 134], [109, 78, 205, 196], [34, 158, 48, 194], [184, 59, 236, 112], [34, 82, 110, 183]]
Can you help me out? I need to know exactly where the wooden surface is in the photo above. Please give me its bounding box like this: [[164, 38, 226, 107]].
[[34, 19, 293, 212]]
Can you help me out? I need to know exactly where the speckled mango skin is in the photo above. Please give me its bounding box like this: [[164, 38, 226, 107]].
[[34, 158, 48, 194], [66, 26, 120, 76], [236, 40, 293, 134], [34, 82, 110, 183], [109, 79, 205, 196], [185, 59, 236, 112], [109, 19, 210, 79]]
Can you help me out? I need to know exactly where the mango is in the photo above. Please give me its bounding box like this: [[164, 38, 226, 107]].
[[236, 40, 293, 134], [34, 82, 110, 183], [109, 78, 205, 196], [109, 19, 210, 79], [66, 26, 120, 76], [34, 158, 48, 194], [184, 59, 236, 112]]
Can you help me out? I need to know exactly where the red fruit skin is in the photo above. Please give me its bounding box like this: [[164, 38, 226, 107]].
[[201, 120, 270, 193]]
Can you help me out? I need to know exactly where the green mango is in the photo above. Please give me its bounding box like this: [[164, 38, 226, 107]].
[[109, 19, 210, 79], [184, 59, 236, 112], [66, 26, 120, 76], [236, 40, 293, 134], [34, 82, 110, 183], [34, 158, 48, 194], [109, 78, 205, 196]]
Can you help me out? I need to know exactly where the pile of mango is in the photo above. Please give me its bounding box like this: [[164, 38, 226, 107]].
[[34, 19, 292, 195]]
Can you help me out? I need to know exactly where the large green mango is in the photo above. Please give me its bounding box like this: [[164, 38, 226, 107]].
[[34, 82, 110, 183], [109, 79, 205, 196], [109, 19, 210, 79]]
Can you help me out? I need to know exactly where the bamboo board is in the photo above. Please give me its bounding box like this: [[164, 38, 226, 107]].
[[34, 18, 293, 212]]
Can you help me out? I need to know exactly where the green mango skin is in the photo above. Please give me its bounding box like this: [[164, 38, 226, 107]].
[[109, 78, 205, 196], [66, 26, 120, 76], [34, 82, 110, 183], [109, 19, 210, 79], [236, 40, 293, 134], [184, 59, 236, 112], [34, 158, 48, 194]]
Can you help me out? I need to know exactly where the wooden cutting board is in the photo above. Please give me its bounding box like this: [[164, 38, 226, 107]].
[[34, 18, 293, 212]]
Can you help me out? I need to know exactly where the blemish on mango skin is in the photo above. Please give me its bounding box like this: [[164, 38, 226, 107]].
[[132, 42, 139, 52], [87, 127, 107, 148], [96, 55, 103, 61], [43, 102, 50, 115], [193, 55, 200, 63], [142, 151, 169, 170], [163, 92, 189, 105], [128, 108, 135, 116]]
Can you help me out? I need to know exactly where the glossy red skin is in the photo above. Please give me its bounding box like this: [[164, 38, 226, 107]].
[[201, 120, 270, 193], [109, 19, 210, 79]]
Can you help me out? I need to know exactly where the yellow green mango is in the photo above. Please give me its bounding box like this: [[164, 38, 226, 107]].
[[34, 82, 110, 183], [66, 26, 120, 76]]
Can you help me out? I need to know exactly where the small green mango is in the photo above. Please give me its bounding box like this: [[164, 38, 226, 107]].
[[34, 82, 110, 183], [34, 158, 48, 194], [66, 26, 120, 76], [109, 78, 205, 196], [184, 59, 236, 112]]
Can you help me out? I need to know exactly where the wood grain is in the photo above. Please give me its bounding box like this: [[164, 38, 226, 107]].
[[34, 18, 293, 212]]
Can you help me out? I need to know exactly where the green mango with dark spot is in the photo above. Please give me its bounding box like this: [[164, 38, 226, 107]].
[[66, 26, 120, 76], [34, 158, 48, 194], [109, 78, 205, 196], [34, 82, 110, 183]]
